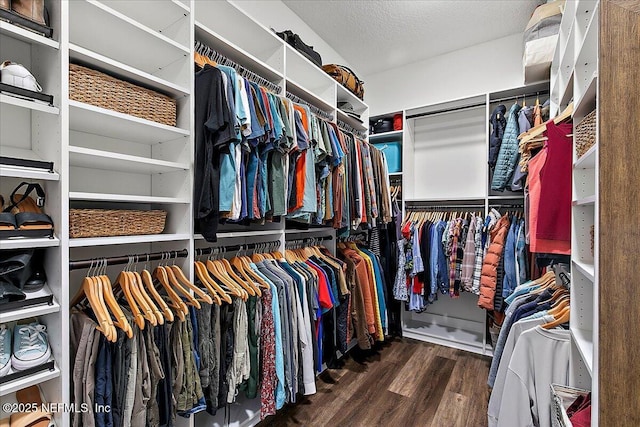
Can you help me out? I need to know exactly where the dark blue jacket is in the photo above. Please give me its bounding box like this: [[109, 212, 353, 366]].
[[488, 105, 507, 170]]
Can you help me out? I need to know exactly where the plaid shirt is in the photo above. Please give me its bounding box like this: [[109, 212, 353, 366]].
[[472, 216, 484, 294], [460, 216, 477, 292]]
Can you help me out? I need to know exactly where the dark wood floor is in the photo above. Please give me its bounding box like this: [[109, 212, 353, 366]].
[[257, 337, 491, 427]]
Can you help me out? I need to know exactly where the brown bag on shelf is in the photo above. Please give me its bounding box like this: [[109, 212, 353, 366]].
[[11, 0, 46, 25], [322, 64, 365, 100]]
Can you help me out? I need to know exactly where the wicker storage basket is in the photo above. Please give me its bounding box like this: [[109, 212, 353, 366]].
[[69, 209, 167, 238], [575, 110, 596, 159], [69, 63, 176, 126]]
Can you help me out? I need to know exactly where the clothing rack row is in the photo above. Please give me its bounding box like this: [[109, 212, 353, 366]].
[[69, 249, 189, 271], [194, 40, 282, 94], [194, 240, 281, 256], [337, 119, 367, 139], [406, 203, 485, 210], [285, 235, 333, 248], [285, 91, 334, 120]]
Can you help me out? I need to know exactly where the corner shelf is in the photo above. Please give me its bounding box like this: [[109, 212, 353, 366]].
[[0, 20, 59, 49], [69, 233, 191, 247]]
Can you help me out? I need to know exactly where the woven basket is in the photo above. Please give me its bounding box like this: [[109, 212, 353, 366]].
[[575, 110, 596, 159], [69, 209, 167, 238], [69, 63, 176, 126]]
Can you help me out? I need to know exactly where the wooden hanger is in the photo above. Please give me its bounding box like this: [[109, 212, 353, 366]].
[[133, 268, 163, 325], [231, 254, 262, 296], [126, 266, 157, 326], [154, 262, 187, 321], [164, 265, 202, 309], [194, 259, 228, 304], [96, 259, 133, 337], [113, 268, 146, 330], [71, 263, 116, 341], [205, 250, 243, 298], [542, 306, 570, 329], [237, 248, 270, 290], [141, 264, 174, 323], [169, 261, 213, 306]]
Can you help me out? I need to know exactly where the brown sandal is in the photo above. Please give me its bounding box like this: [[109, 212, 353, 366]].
[[9, 386, 53, 427]]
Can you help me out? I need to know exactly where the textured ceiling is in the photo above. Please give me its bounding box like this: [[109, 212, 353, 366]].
[[282, 0, 543, 76]]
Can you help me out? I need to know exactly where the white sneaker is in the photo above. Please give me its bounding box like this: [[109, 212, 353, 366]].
[[11, 322, 51, 371], [0, 61, 42, 92], [0, 325, 11, 376]]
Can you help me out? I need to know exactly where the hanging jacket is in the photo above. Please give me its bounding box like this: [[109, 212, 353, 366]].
[[491, 104, 522, 191], [478, 216, 511, 311], [488, 105, 507, 170]]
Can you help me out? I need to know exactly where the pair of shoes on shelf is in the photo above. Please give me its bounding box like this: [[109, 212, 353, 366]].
[[0, 249, 47, 305], [0, 385, 54, 427], [0, 0, 46, 26], [0, 61, 42, 93], [0, 321, 51, 377], [0, 182, 53, 238]]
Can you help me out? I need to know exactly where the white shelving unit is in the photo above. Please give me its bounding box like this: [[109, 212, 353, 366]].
[[551, 0, 600, 422], [0, 3, 65, 417], [1, 1, 366, 426]]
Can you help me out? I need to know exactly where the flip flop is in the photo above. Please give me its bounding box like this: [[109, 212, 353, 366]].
[[10, 386, 53, 427]]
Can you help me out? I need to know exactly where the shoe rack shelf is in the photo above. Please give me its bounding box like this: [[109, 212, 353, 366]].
[[0, 94, 59, 114], [0, 285, 60, 323], [0, 19, 59, 49], [0, 237, 60, 250], [0, 361, 60, 397]]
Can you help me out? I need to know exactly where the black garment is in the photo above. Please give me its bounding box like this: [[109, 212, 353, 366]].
[[217, 302, 235, 408], [194, 65, 236, 241], [243, 295, 259, 399], [154, 324, 173, 427], [380, 215, 402, 337], [336, 294, 350, 353], [111, 329, 132, 427], [322, 308, 338, 369], [488, 104, 507, 169]]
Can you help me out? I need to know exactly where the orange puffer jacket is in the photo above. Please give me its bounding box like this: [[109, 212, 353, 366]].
[[478, 216, 511, 310]]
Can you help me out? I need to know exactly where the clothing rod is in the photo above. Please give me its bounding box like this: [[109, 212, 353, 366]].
[[490, 90, 550, 105], [69, 249, 189, 271], [406, 102, 486, 120], [406, 204, 485, 210], [285, 235, 334, 243], [195, 240, 281, 256]]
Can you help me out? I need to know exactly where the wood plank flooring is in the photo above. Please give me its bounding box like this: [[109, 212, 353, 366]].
[[257, 338, 491, 427]]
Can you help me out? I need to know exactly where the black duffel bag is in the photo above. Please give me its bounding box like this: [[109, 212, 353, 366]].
[[275, 29, 323, 68]]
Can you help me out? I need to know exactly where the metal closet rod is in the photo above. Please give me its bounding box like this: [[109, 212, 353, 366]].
[[406, 102, 486, 120], [490, 90, 550, 104], [195, 40, 282, 94], [285, 235, 334, 246], [407, 204, 485, 210], [337, 120, 367, 139], [285, 91, 334, 120], [69, 249, 188, 271], [195, 240, 281, 256]]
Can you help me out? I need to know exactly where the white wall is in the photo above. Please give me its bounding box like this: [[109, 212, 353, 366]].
[[364, 33, 525, 116], [230, 0, 353, 68]]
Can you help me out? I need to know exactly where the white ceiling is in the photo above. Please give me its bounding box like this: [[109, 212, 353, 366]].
[[282, 0, 543, 76]]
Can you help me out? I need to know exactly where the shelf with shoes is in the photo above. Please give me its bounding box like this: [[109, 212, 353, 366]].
[[0, 320, 57, 397]]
